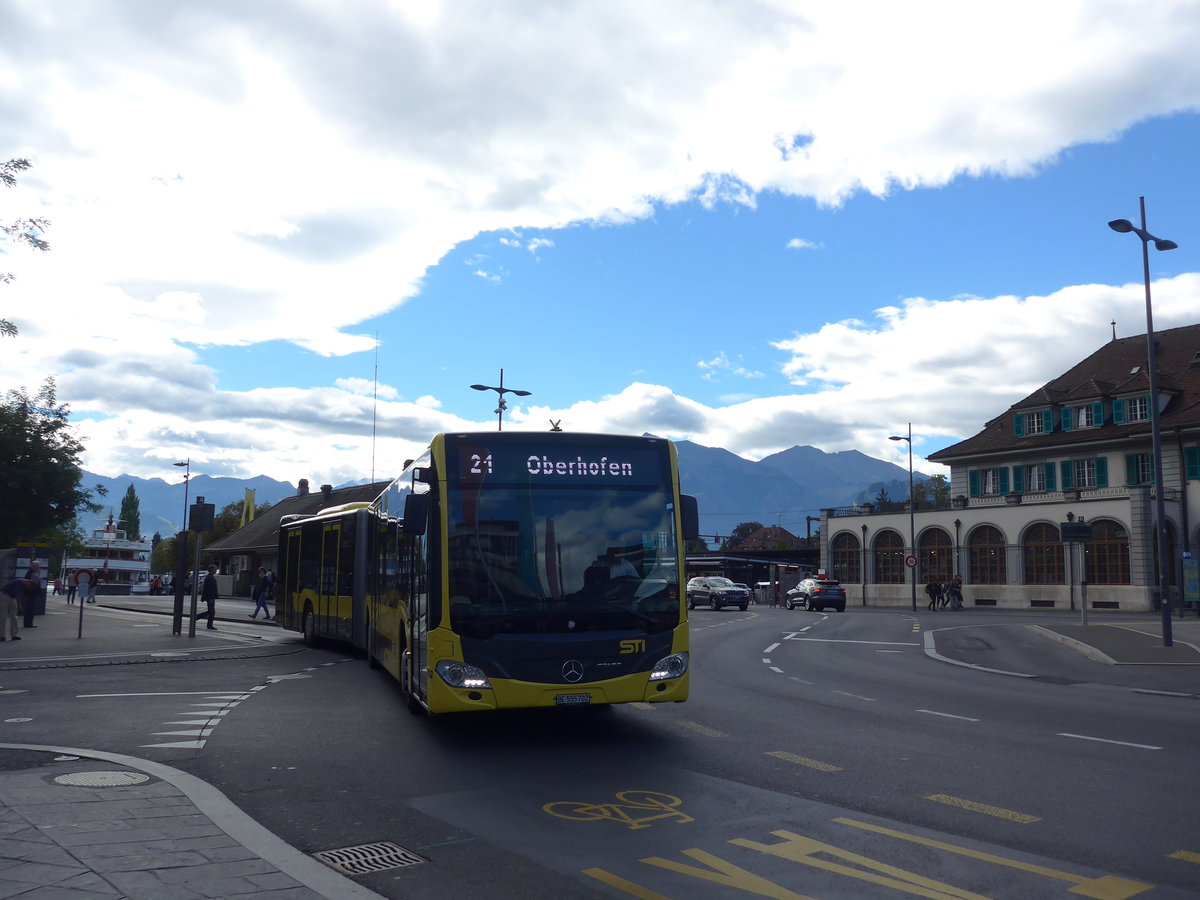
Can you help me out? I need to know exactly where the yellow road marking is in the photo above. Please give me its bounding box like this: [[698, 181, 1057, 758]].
[[1168, 849, 1200, 864], [677, 721, 726, 738], [835, 818, 1154, 900], [732, 830, 989, 900], [924, 793, 1041, 823], [766, 750, 843, 772], [583, 867, 672, 899]]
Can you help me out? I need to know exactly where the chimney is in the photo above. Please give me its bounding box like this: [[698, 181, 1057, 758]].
[[321, 484, 333, 505], [297, 479, 309, 496]]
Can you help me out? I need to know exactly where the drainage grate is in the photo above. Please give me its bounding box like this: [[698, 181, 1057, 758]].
[[55, 771, 151, 787], [313, 841, 426, 875]]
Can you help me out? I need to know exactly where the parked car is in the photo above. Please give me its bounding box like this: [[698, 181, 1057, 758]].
[[785, 577, 847, 612], [686, 576, 750, 611], [732, 583, 754, 604]]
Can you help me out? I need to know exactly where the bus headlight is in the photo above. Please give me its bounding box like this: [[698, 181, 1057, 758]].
[[648, 651, 689, 682], [435, 660, 492, 690]]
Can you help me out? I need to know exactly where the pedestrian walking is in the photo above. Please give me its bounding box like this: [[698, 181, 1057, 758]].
[[22, 560, 43, 628], [249, 566, 273, 620], [0, 578, 33, 641], [948, 573, 964, 610], [924, 578, 940, 611], [193, 564, 219, 629]]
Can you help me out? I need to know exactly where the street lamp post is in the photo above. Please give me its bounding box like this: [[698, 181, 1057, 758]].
[[470, 369, 531, 431], [172, 459, 191, 635], [1108, 198, 1178, 647], [889, 424, 917, 612]]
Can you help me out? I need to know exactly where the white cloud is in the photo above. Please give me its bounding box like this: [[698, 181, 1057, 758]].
[[3, 1, 1200, 487], [697, 352, 765, 381], [786, 238, 821, 250]]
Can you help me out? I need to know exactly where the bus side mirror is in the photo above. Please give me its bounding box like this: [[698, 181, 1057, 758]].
[[680, 494, 699, 542], [403, 493, 429, 536]]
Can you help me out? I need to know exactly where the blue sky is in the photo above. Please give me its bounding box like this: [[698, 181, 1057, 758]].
[[3, 2, 1199, 492]]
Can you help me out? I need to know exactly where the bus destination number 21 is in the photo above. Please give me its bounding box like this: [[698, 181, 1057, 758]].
[[470, 453, 494, 475]]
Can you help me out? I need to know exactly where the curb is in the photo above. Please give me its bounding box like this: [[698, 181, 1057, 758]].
[[1028, 625, 1117, 665], [921, 629, 1037, 679], [0, 742, 386, 900]]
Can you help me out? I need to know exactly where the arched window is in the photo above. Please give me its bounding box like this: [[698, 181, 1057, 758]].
[[1023, 523, 1064, 584], [831, 532, 861, 583], [1083, 519, 1129, 584], [918, 528, 952, 583], [968, 525, 1006, 585], [873, 530, 905, 584]]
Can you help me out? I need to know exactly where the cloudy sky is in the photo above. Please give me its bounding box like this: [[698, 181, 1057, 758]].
[[3, 1, 1199, 495]]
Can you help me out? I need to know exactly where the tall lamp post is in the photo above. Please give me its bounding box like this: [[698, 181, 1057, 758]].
[[172, 459, 192, 635], [1109, 198, 1178, 647], [470, 369, 531, 431], [889, 424, 917, 612]]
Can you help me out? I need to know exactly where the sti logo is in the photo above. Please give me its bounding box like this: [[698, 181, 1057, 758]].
[[619, 639, 646, 655]]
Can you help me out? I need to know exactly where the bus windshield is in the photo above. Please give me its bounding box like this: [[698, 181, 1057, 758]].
[[446, 483, 681, 639]]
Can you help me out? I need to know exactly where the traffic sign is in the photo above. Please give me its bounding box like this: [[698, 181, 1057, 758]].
[[905, 555, 917, 568]]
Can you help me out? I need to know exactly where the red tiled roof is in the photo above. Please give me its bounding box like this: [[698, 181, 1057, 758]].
[[930, 323, 1200, 462]]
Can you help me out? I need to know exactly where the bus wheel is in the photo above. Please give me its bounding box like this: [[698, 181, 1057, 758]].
[[302, 607, 319, 647]]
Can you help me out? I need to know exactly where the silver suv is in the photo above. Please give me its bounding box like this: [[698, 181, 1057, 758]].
[[785, 577, 847, 612], [686, 576, 750, 611]]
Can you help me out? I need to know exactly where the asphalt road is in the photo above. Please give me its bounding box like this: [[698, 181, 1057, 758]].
[[2, 602, 1197, 898]]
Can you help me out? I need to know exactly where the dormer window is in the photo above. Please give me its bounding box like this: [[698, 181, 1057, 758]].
[[1013, 409, 1051, 437], [1059, 401, 1103, 432], [1113, 395, 1151, 424]]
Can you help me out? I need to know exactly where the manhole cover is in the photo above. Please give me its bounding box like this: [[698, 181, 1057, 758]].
[[313, 841, 425, 875], [54, 771, 151, 787]]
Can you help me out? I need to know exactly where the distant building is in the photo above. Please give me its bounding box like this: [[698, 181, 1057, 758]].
[[820, 323, 1200, 611], [203, 479, 392, 595]]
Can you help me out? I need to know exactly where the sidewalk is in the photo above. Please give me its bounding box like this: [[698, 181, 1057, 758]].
[[0, 745, 384, 899], [1, 599, 382, 899]]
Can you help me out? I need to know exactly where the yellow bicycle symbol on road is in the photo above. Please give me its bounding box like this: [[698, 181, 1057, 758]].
[[543, 790, 693, 830]]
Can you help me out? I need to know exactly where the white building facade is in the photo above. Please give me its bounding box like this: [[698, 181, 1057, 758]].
[[819, 324, 1200, 612]]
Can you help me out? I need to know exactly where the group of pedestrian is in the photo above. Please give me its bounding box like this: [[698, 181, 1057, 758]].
[[924, 574, 965, 611], [1, 559, 45, 641]]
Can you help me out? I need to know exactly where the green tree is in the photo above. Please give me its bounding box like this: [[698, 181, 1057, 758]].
[[2, 158, 51, 338], [728, 521, 764, 550], [0, 379, 103, 547], [911, 474, 950, 510], [119, 484, 142, 541]]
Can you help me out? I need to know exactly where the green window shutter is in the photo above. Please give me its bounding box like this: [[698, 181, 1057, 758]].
[[1044, 462, 1056, 491], [1113, 397, 1125, 424], [1125, 454, 1139, 485], [998, 467, 1010, 494], [1012, 466, 1025, 493], [1013, 414, 1025, 437], [1060, 461, 1074, 490], [1061, 407, 1073, 431], [968, 469, 980, 498], [1041, 409, 1052, 434], [1186, 446, 1200, 480], [1092, 401, 1104, 425], [1095, 457, 1108, 488]]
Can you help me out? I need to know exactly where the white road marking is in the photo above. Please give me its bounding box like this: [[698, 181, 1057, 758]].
[[832, 690, 877, 702], [786, 637, 920, 646], [763, 642, 780, 654], [1057, 733, 1162, 750], [917, 709, 980, 722]]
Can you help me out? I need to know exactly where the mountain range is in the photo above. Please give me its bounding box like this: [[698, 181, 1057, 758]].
[[79, 441, 922, 546]]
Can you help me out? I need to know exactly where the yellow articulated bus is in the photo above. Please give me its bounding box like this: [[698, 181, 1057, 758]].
[[277, 431, 698, 714]]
